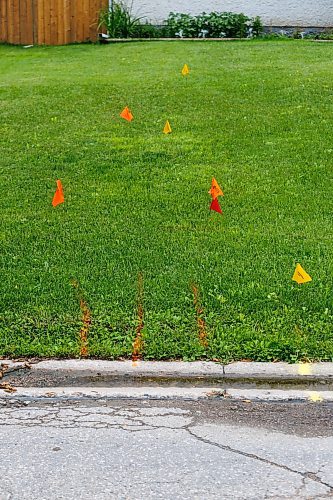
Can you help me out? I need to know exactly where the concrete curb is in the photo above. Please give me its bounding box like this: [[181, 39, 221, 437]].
[[2, 360, 333, 402], [1, 387, 333, 403], [1, 359, 333, 383]]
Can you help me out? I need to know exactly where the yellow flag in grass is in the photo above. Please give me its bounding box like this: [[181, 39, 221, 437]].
[[292, 263, 312, 284], [163, 120, 172, 134], [182, 64, 190, 76]]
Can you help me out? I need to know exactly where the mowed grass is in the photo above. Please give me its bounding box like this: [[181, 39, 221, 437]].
[[0, 40, 333, 361]]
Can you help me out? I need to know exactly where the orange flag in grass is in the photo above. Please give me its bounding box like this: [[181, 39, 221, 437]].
[[120, 106, 133, 122], [52, 180, 64, 207], [210, 198, 222, 214], [209, 177, 224, 199]]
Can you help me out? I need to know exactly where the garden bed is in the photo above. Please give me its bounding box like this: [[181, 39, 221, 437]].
[[100, 36, 240, 43]]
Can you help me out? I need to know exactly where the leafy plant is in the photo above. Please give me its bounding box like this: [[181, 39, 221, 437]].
[[130, 22, 161, 39], [166, 11, 262, 39], [292, 29, 303, 39], [260, 33, 290, 40], [98, 1, 144, 38], [315, 30, 333, 40], [252, 16, 263, 37], [166, 13, 198, 38]]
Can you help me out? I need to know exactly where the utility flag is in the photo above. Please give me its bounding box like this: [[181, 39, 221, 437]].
[[209, 177, 224, 199], [309, 392, 323, 403], [292, 263, 312, 284], [182, 64, 190, 76], [298, 363, 312, 376], [52, 180, 64, 207], [120, 106, 133, 122], [210, 198, 222, 214], [163, 120, 172, 134]]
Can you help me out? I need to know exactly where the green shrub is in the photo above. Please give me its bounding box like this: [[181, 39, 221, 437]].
[[98, 6, 263, 40], [166, 13, 198, 38], [165, 11, 262, 38], [292, 29, 303, 39], [317, 30, 333, 40], [130, 23, 161, 39], [260, 33, 290, 40], [252, 16, 263, 37]]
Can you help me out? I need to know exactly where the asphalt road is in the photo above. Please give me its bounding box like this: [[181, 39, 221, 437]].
[[0, 398, 332, 499]]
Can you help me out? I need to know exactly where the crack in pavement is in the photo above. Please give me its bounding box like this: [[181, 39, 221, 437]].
[[0, 492, 12, 500], [1, 403, 332, 496], [0, 405, 191, 433], [185, 427, 333, 494]]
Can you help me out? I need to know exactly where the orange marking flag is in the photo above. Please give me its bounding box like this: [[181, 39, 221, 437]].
[[210, 198, 222, 214], [52, 180, 64, 207], [209, 177, 224, 199], [120, 106, 133, 122], [292, 263, 312, 284], [163, 120, 172, 134], [182, 64, 190, 76]]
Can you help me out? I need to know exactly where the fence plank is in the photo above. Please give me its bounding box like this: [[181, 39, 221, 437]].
[[12, 0, 20, 44], [31, 0, 37, 44], [70, 0, 76, 43], [90, 0, 105, 41], [36, 0, 44, 44], [1, 0, 108, 44], [82, 0, 89, 42], [19, 0, 27, 45], [43, 0, 51, 44], [75, 0, 83, 42], [7, 0, 14, 44], [26, 0, 34, 44], [6, 0, 11, 43], [63, 0, 71, 44], [0, 0, 8, 42], [57, 0, 64, 45], [49, 0, 57, 44], [88, 0, 95, 41]]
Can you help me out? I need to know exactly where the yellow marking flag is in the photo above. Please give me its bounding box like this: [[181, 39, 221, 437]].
[[163, 120, 172, 134], [298, 363, 312, 376], [292, 263, 312, 284], [309, 392, 323, 403], [182, 64, 190, 76]]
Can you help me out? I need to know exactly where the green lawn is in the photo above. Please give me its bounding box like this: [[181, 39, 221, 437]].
[[1, 40, 333, 362]]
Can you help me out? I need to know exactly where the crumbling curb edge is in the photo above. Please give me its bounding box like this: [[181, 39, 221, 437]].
[[1, 360, 333, 387]]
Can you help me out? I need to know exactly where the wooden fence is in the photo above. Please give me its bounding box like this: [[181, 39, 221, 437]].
[[0, 0, 108, 45]]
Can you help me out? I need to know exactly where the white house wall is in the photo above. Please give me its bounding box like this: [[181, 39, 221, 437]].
[[131, 0, 333, 27]]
